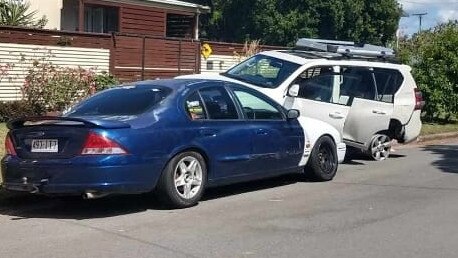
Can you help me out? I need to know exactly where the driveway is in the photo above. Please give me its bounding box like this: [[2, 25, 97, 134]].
[[0, 139, 457, 258]]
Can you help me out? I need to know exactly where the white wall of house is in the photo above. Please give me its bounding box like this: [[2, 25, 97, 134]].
[[27, 0, 63, 30], [0, 43, 110, 101]]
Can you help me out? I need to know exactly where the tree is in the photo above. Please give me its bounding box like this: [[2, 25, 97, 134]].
[[399, 21, 458, 122], [0, 0, 47, 28], [187, 0, 401, 46]]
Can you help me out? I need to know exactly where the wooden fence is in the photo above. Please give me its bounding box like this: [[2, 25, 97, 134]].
[[0, 26, 287, 100]]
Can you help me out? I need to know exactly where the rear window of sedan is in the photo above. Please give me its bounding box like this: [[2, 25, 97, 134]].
[[66, 86, 172, 116]]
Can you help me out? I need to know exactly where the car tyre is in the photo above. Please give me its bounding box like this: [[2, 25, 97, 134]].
[[156, 151, 207, 208], [305, 136, 338, 181], [368, 134, 391, 161]]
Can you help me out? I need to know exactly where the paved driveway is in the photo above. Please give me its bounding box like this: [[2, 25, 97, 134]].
[[0, 139, 457, 258]]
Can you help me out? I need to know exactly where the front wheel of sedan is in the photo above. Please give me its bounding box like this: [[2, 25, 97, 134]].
[[305, 136, 338, 181], [156, 151, 207, 208]]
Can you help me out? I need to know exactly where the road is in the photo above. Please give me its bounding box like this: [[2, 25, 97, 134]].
[[0, 139, 457, 258]]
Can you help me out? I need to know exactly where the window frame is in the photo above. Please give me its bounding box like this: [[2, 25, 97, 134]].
[[183, 86, 242, 122], [228, 85, 287, 121]]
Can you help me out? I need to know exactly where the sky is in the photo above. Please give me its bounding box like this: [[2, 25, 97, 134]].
[[397, 0, 458, 36]]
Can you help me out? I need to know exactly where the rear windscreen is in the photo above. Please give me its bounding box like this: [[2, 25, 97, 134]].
[[66, 86, 172, 116]]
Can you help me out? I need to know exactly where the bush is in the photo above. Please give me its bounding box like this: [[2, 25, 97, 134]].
[[22, 60, 118, 114], [94, 71, 119, 91], [0, 101, 40, 123], [399, 21, 458, 122]]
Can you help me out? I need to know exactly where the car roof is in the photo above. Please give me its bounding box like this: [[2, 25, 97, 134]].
[[260, 50, 411, 70]]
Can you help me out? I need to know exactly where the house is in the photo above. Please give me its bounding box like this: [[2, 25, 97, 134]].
[[28, 0, 210, 39]]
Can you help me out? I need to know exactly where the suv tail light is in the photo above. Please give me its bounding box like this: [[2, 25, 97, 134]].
[[414, 88, 425, 110], [81, 132, 127, 155], [5, 134, 17, 156]]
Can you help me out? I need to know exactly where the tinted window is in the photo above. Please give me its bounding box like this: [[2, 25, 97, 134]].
[[295, 67, 335, 103], [373, 68, 403, 103], [234, 90, 283, 120], [199, 87, 238, 119], [224, 54, 301, 88], [185, 91, 206, 120], [67, 86, 171, 116], [340, 67, 377, 101]]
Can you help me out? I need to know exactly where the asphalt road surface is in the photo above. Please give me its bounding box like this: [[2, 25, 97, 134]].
[[1, 139, 457, 258]]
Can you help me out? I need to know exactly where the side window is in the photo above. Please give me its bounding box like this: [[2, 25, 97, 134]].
[[199, 87, 239, 119], [185, 91, 206, 120], [373, 68, 403, 103], [233, 90, 283, 120], [340, 67, 377, 102], [294, 66, 335, 103]]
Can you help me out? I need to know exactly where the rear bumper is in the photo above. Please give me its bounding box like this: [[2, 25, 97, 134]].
[[402, 110, 422, 143], [1, 155, 164, 195]]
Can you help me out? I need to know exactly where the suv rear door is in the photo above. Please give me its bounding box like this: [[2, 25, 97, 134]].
[[340, 67, 394, 146]]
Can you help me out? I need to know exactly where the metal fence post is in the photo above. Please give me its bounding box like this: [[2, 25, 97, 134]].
[[178, 39, 182, 75], [141, 36, 146, 80]]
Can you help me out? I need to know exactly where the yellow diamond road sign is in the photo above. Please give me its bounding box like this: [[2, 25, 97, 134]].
[[201, 43, 212, 59]]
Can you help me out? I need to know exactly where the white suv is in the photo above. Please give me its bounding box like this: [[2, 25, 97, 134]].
[[179, 39, 424, 161]]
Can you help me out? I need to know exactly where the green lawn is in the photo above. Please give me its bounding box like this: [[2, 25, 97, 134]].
[[421, 123, 458, 136]]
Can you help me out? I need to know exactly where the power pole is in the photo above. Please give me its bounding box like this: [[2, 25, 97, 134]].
[[411, 13, 428, 33]]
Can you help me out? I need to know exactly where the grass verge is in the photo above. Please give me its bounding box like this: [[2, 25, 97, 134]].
[[421, 123, 458, 136]]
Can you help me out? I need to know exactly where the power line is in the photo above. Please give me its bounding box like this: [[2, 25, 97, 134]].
[[411, 12, 428, 32], [398, 0, 458, 5]]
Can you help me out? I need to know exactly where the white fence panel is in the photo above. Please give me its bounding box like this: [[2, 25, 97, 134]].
[[0, 43, 110, 101], [200, 54, 243, 74]]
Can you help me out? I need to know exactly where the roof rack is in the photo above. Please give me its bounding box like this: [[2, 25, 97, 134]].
[[294, 38, 396, 60]]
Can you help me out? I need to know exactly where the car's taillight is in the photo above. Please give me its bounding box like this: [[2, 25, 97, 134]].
[[81, 132, 127, 155], [414, 88, 425, 110], [5, 134, 17, 156]]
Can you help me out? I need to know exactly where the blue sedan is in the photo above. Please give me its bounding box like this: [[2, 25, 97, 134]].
[[2, 79, 338, 208]]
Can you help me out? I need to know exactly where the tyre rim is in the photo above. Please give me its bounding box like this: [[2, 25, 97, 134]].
[[174, 156, 203, 199], [371, 135, 391, 161], [317, 143, 336, 174]]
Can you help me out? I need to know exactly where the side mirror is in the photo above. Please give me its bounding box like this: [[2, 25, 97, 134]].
[[288, 84, 300, 97], [287, 109, 300, 119]]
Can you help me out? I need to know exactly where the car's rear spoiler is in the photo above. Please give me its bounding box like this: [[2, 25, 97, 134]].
[[7, 116, 131, 130]]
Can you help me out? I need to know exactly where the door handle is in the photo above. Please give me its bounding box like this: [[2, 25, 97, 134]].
[[199, 129, 217, 137], [372, 110, 387, 115], [256, 129, 268, 135], [329, 112, 345, 119]]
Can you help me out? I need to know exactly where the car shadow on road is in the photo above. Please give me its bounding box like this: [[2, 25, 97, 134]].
[[422, 145, 458, 174], [0, 174, 305, 220]]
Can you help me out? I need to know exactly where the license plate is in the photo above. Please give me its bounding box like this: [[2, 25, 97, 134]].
[[31, 139, 59, 153]]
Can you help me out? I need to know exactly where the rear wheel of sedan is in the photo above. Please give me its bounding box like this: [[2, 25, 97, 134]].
[[368, 134, 391, 161], [305, 136, 338, 181], [156, 151, 207, 208]]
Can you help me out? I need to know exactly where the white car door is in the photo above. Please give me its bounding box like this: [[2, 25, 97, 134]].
[[340, 67, 394, 145], [284, 66, 349, 137]]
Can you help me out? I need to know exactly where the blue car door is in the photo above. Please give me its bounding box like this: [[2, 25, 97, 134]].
[[185, 85, 253, 181], [230, 87, 304, 175]]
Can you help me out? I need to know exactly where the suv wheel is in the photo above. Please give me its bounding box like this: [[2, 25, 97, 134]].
[[368, 134, 391, 161]]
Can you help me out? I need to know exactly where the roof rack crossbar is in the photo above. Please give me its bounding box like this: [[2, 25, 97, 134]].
[[295, 38, 395, 59]]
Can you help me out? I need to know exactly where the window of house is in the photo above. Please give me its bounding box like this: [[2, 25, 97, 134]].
[[185, 92, 206, 120], [233, 90, 283, 120], [373, 68, 404, 103], [294, 66, 335, 103], [166, 13, 194, 38], [199, 87, 238, 120], [84, 5, 119, 33]]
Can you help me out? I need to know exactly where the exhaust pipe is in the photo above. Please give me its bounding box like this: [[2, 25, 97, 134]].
[[82, 192, 109, 200]]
